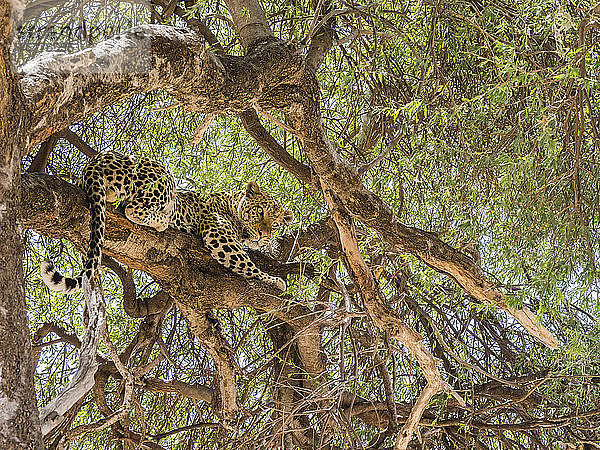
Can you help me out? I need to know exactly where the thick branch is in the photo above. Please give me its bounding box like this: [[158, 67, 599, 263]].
[[305, 0, 336, 70], [19, 25, 202, 147], [187, 312, 238, 419], [274, 217, 336, 261], [288, 74, 559, 349], [142, 378, 213, 403], [240, 109, 313, 186], [21, 173, 313, 332], [267, 318, 319, 447], [58, 129, 98, 159], [19, 25, 304, 149], [223, 0, 272, 49], [0, 1, 44, 447], [327, 195, 448, 448], [27, 133, 57, 172], [102, 256, 172, 317]]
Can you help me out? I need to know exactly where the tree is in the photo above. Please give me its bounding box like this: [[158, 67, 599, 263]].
[[1, 0, 599, 448], [0, 1, 44, 448]]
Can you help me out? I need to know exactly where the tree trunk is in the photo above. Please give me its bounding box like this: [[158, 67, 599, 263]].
[[0, 1, 44, 447]]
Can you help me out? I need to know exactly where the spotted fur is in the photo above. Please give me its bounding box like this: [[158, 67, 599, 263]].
[[41, 151, 294, 294]]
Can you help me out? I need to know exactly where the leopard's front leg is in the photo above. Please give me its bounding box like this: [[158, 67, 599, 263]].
[[202, 222, 286, 291]]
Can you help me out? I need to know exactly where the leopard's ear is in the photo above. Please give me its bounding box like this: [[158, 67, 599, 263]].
[[282, 209, 294, 224], [245, 180, 261, 196]]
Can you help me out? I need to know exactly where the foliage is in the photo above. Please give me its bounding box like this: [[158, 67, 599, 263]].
[[19, 0, 600, 448]]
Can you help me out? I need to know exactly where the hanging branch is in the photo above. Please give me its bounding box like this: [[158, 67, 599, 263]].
[[39, 276, 106, 436], [326, 194, 464, 448], [56, 322, 135, 449]]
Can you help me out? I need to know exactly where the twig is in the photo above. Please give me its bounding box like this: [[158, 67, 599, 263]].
[[253, 103, 305, 140], [359, 128, 403, 175], [190, 113, 217, 146]]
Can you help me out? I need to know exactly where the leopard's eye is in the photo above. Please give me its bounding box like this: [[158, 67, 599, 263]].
[[255, 206, 264, 217]]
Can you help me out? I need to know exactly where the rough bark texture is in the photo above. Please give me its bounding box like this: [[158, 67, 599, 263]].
[[18, 25, 304, 149], [12, 4, 564, 446], [0, 1, 44, 448], [39, 277, 105, 435], [15, 0, 556, 352], [223, 0, 272, 49]]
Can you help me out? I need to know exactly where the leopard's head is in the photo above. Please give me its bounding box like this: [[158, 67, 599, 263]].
[[238, 181, 294, 249]]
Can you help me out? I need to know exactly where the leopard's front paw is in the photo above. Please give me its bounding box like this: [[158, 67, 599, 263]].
[[269, 276, 286, 291]]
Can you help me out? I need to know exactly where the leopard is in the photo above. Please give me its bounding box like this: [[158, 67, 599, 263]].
[[41, 151, 294, 294]]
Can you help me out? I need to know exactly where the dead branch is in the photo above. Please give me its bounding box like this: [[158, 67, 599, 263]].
[[326, 193, 453, 449], [240, 109, 313, 187], [56, 324, 135, 449], [27, 133, 57, 173], [39, 277, 106, 436], [287, 74, 558, 349]]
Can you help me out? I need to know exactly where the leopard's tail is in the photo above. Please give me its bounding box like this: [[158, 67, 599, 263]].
[[40, 169, 107, 294], [40, 259, 83, 294]]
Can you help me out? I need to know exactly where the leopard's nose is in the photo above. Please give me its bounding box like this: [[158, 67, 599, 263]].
[[258, 225, 271, 237]]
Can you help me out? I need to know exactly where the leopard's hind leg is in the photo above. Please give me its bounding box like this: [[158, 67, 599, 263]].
[[124, 166, 175, 231], [125, 198, 173, 231]]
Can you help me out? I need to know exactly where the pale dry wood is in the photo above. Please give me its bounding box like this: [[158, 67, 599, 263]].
[[56, 324, 135, 449], [39, 276, 106, 436], [326, 192, 454, 448]]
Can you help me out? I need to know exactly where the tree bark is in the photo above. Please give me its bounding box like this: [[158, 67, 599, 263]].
[[10, 5, 564, 444], [0, 1, 44, 447], [223, 0, 272, 49], [20, 172, 319, 342], [18, 24, 304, 150]]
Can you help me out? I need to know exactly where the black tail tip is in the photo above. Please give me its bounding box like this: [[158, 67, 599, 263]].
[[41, 259, 55, 273]]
